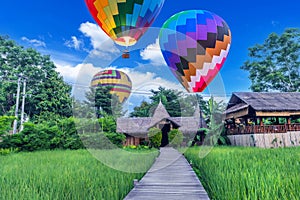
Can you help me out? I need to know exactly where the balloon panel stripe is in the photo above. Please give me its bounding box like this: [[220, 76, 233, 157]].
[[159, 9, 231, 92], [86, 0, 164, 47]]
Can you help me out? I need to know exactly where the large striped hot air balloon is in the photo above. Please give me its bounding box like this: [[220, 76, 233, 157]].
[[159, 10, 231, 92], [91, 69, 132, 103], [85, 0, 165, 48]]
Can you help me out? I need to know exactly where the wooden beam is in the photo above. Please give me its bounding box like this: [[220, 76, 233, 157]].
[[226, 107, 249, 119], [256, 111, 300, 117]]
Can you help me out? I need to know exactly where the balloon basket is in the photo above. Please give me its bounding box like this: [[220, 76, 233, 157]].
[[122, 50, 130, 59]]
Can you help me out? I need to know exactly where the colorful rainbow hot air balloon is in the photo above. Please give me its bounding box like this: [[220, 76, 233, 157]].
[[91, 69, 132, 103], [159, 10, 231, 92], [85, 0, 165, 47]]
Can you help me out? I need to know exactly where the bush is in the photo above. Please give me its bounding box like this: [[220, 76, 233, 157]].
[[0, 116, 15, 135], [104, 132, 126, 148], [148, 128, 162, 148], [0, 118, 84, 151], [80, 132, 125, 149], [0, 116, 125, 151], [168, 129, 184, 147]]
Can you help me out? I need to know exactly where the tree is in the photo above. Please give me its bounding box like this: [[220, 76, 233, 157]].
[[131, 87, 207, 118], [84, 86, 123, 118], [241, 28, 300, 92], [0, 35, 72, 118], [130, 100, 151, 117], [149, 87, 182, 117]]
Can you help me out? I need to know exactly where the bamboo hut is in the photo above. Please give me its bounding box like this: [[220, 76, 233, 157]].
[[225, 92, 300, 147]]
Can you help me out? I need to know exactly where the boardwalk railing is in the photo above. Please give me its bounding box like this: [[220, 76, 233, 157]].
[[227, 123, 300, 135]]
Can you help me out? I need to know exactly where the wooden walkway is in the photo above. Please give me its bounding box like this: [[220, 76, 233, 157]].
[[124, 147, 210, 200]]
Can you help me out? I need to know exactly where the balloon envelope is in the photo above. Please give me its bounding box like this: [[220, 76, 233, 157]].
[[85, 0, 165, 47], [91, 69, 132, 103], [159, 10, 231, 92]]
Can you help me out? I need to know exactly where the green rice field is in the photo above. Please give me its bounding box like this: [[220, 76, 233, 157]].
[[185, 146, 300, 200], [0, 149, 158, 200]]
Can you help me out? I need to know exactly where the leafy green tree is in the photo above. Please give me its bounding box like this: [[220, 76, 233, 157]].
[[130, 100, 151, 117], [131, 87, 206, 117], [149, 87, 182, 117], [0, 35, 72, 118], [241, 28, 300, 92], [84, 86, 123, 118]]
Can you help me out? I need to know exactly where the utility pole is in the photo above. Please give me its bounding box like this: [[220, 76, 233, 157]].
[[20, 77, 27, 132], [12, 73, 22, 134]]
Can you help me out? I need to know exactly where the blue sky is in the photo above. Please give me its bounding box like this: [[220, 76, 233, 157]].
[[1, 0, 300, 102]]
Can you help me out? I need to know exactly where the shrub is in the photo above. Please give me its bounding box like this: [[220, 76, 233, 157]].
[[0, 116, 15, 135], [0, 118, 84, 151], [148, 127, 162, 148], [168, 129, 184, 147]]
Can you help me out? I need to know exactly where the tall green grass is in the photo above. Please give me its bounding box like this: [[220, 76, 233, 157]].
[[0, 149, 158, 200], [185, 146, 300, 200]]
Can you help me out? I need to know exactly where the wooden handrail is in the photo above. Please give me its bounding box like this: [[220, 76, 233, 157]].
[[226, 124, 300, 135]]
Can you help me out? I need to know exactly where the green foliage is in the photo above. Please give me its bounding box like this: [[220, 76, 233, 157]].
[[241, 28, 300, 92], [84, 86, 123, 118], [104, 132, 126, 148], [185, 147, 300, 200], [0, 150, 158, 199], [0, 118, 84, 151], [131, 87, 205, 117], [148, 127, 162, 148], [98, 115, 117, 133], [0, 115, 15, 135], [0, 35, 72, 118], [0, 148, 19, 155], [168, 129, 184, 147], [0, 115, 126, 151], [202, 97, 230, 146], [130, 100, 151, 117]]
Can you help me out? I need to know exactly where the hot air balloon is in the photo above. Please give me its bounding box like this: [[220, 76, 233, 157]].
[[85, 0, 165, 58], [91, 69, 132, 103], [159, 10, 231, 92]]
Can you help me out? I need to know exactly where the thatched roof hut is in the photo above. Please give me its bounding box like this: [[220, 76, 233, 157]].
[[226, 92, 300, 119], [117, 101, 206, 146], [225, 92, 300, 148]]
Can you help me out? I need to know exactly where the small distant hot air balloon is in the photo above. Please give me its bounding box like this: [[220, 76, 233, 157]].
[[85, 0, 165, 58], [91, 69, 132, 103], [159, 10, 231, 92]]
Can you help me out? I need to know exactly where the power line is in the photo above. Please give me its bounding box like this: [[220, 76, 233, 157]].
[[66, 81, 232, 97]]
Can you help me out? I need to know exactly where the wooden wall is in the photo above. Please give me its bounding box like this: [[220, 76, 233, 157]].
[[125, 136, 140, 146], [228, 131, 300, 148]]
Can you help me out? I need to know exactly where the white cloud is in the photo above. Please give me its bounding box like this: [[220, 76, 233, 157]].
[[79, 22, 120, 58], [271, 20, 280, 27], [140, 38, 167, 66], [64, 36, 83, 50], [21, 37, 46, 47]]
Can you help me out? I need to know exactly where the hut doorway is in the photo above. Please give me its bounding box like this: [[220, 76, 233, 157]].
[[160, 123, 170, 147]]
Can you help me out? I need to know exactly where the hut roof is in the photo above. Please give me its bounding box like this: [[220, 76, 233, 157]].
[[226, 92, 300, 118], [149, 100, 170, 128]]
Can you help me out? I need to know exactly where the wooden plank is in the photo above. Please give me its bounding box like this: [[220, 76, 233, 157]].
[[124, 147, 210, 200]]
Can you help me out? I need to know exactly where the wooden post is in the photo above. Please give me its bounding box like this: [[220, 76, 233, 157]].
[[259, 117, 264, 126], [276, 117, 279, 125]]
